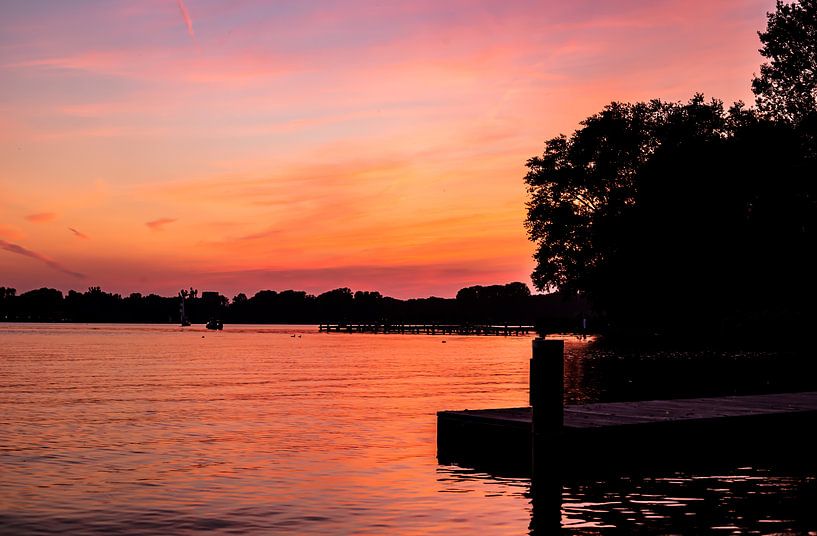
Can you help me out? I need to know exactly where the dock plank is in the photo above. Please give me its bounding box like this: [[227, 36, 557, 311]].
[[442, 391, 817, 431], [440, 392, 817, 434], [563, 392, 817, 427]]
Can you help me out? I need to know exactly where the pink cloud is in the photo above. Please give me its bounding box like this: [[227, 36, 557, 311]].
[[0, 239, 85, 279], [25, 212, 57, 223], [10, 48, 299, 88], [177, 0, 196, 42], [146, 218, 177, 231]]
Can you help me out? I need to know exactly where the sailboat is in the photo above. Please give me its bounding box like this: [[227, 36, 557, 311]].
[[179, 291, 191, 326]]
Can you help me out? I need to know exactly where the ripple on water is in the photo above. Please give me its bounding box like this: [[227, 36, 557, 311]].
[[2, 324, 817, 534]]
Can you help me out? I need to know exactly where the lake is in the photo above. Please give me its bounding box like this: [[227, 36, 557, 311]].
[[1, 323, 816, 534]]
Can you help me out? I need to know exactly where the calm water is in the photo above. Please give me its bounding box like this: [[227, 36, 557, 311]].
[[1, 323, 816, 535]]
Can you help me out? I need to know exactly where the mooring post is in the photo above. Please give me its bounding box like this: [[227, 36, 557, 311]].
[[530, 338, 564, 448], [529, 337, 564, 533]]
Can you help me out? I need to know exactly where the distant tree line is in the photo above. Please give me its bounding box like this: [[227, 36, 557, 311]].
[[524, 0, 817, 346], [0, 283, 588, 329]]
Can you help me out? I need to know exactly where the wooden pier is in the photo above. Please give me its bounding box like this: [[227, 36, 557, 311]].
[[437, 339, 817, 475], [319, 323, 533, 336]]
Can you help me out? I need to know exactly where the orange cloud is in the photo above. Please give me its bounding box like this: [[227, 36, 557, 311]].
[[0, 224, 24, 240], [25, 212, 57, 223], [146, 218, 177, 231]]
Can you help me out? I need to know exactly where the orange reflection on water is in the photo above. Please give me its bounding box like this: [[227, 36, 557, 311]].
[[0, 323, 535, 534]]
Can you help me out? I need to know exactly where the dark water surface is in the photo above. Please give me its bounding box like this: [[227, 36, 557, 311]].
[[1, 324, 816, 534]]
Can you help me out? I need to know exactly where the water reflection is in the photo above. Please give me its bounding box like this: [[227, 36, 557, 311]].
[[438, 462, 817, 534], [562, 342, 817, 405], [436, 465, 529, 496], [561, 467, 817, 534], [439, 334, 817, 534], [3, 324, 817, 534], [1, 323, 537, 534]]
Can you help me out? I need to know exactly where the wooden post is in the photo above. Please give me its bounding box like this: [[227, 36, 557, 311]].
[[530, 338, 564, 437], [529, 337, 563, 533]]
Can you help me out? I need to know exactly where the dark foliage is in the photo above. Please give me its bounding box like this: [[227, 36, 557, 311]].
[[524, 0, 817, 345], [752, 0, 817, 123], [524, 97, 817, 343], [0, 283, 588, 330]]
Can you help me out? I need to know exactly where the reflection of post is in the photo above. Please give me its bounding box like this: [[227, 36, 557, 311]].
[[529, 338, 564, 534]]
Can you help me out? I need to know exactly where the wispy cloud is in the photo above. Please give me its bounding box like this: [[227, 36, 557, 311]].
[[68, 227, 89, 239], [25, 212, 57, 223], [146, 218, 177, 231], [0, 239, 85, 279], [176, 0, 198, 47]]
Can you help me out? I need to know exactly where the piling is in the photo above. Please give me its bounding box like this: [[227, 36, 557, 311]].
[[529, 337, 564, 533], [530, 338, 564, 467]]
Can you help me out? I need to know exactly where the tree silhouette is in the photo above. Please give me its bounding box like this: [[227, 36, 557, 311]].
[[0, 283, 589, 328], [456, 282, 532, 323], [523, 1, 817, 343], [524, 96, 728, 294], [524, 95, 817, 341], [752, 0, 817, 123], [16, 288, 64, 321], [0, 287, 16, 320]]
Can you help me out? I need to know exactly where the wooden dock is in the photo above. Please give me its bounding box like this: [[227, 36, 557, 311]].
[[438, 392, 817, 471], [437, 339, 817, 475], [319, 323, 533, 336]]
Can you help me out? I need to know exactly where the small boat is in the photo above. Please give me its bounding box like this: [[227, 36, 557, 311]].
[[206, 319, 223, 330]]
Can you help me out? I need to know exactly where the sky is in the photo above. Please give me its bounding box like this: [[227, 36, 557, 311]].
[[0, 0, 776, 299]]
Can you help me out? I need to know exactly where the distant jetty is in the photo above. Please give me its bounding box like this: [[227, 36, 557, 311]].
[[318, 323, 534, 336]]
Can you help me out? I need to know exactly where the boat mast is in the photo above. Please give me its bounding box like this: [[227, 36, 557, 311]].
[[179, 290, 188, 325]]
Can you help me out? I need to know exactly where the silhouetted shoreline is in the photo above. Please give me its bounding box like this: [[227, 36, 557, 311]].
[[0, 282, 587, 330], [4, 282, 816, 350]]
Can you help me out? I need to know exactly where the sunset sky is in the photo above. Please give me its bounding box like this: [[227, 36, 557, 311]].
[[1, 0, 775, 299]]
